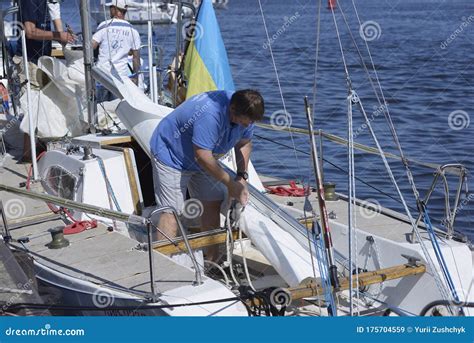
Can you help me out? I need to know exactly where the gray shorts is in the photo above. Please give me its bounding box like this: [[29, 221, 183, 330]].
[[151, 158, 226, 215]]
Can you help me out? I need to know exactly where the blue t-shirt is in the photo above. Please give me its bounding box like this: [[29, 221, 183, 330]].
[[150, 90, 254, 171], [16, 0, 52, 63]]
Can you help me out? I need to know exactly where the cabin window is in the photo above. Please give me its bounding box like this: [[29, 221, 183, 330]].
[[44, 166, 77, 201]]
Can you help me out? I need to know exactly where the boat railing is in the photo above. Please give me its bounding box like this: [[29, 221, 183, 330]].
[[256, 122, 447, 172], [147, 206, 203, 290], [414, 164, 468, 240]]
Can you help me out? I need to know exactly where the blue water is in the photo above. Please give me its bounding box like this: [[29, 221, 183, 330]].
[[60, 0, 473, 239]]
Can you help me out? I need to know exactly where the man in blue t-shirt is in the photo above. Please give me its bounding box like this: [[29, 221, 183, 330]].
[[150, 89, 265, 260]]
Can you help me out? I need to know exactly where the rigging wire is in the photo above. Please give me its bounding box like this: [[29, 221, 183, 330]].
[[311, 0, 322, 121], [305, 2, 323, 312], [335, 0, 457, 307], [312, 221, 337, 316], [253, 133, 418, 212], [347, 91, 360, 316], [327, 0, 451, 306], [349, 0, 422, 202], [355, 96, 452, 306], [422, 208, 463, 315], [257, 0, 302, 181]]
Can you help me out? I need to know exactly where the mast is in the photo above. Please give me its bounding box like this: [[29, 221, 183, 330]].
[[147, 1, 157, 103], [79, 0, 97, 133], [20, 32, 38, 180], [173, 0, 183, 107], [303, 97, 339, 299]]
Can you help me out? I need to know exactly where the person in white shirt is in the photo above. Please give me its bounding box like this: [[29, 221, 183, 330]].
[[48, 0, 64, 32], [92, 0, 141, 102]]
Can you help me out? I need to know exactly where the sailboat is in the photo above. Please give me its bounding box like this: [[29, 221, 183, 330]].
[[0, 0, 472, 317], [91, 0, 182, 25]]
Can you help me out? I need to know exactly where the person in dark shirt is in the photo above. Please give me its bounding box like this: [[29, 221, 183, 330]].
[[14, 0, 74, 86], [13, 0, 75, 162]]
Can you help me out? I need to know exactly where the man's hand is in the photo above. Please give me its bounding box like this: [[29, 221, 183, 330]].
[[54, 31, 76, 44], [227, 179, 249, 205]]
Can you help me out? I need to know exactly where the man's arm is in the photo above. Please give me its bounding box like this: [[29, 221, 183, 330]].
[[91, 40, 99, 50], [193, 146, 232, 186], [24, 21, 73, 44], [234, 139, 252, 175], [193, 145, 248, 204], [131, 49, 140, 84], [52, 19, 63, 32]]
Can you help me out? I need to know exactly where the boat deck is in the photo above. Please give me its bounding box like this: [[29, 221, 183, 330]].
[[259, 175, 431, 244], [0, 155, 198, 299]]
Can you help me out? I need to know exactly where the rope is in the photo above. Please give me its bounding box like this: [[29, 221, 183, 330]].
[[423, 207, 462, 314], [313, 222, 337, 316], [265, 181, 307, 197], [302, 191, 321, 305], [238, 225, 256, 291], [225, 210, 240, 287], [2, 296, 245, 312]]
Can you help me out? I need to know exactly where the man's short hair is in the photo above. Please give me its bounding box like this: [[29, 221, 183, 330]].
[[230, 90, 265, 121]]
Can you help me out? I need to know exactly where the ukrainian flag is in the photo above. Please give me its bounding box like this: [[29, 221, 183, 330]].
[[184, 0, 235, 99]]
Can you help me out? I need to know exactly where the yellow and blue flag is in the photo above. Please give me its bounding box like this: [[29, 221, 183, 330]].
[[184, 0, 235, 99]]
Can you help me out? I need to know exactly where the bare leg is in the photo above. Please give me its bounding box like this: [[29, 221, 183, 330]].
[[200, 200, 222, 261], [156, 212, 178, 241], [22, 133, 31, 163]]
